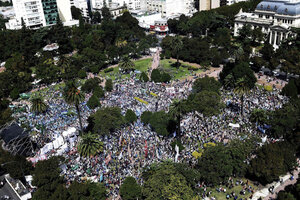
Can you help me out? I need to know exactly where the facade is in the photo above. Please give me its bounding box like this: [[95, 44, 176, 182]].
[[199, 0, 220, 11], [71, 0, 89, 17], [226, 0, 248, 6], [234, 0, 300, 48], [6, 0, 78, 29], [42, 0, 58, 25], [147, 0, 196, 17]]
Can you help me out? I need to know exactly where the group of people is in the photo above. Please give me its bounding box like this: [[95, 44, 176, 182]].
[[12, 71, 289, 199]]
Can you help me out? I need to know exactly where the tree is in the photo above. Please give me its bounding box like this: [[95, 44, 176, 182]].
[[77, 132, 103, 157], [247, 141, 297, 185], [71, 6, 82, 20], [92, 11, 102, 24], [142, 162, 194, 200], [192, 91, 222, 116], [125, 109, 137, 124], [87, 94, 101, 109], [250, 109, 267, 125], [141, 111, 152, 124], [119, 55, 135, 73], [93, 85, 105, 98], [192, 76, 221, 94], [140, 71, 149, 82], [172, 36, 183, 67], [68, 181, 107, 200], [63, 81, 85, 133], [169, 99, 185, 136], [30, 96, 48, 114], [32, 157, 65, 200], [260, 43, 274, 61], [234, 77, 251, 115], [120, 177, 142, 200], [231, 62, 257, 89], [105, 79, 113, 92], [281, 79, 298, 98], [92, 107, 125, 135], [151, 69, 161, 83], [81, 78, 101, 93]]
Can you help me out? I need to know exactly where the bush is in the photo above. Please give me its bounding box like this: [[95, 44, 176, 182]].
[[160, 72, 171, 83], [140, 71, 149, 82], [104, 68, 114, 73], [171, 139, 184, 152], [149, 111, 170, 137], [105, 79, 113, 92], [125, 109, 137, 124], [151, 69, 161, 82], [141, 111, 152, 124], [93, 85, 105, 98], [81, 78, 101, 93], [281, 79, 298, 98], [10, 88, 20, 100], [87, 94, 101, 109], [78, 69, 86, 79]]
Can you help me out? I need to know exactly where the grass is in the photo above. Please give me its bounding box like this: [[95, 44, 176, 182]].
[[206, 178, 258, 200], [99, 58, 152, 80], [159, 59, 202, 80]]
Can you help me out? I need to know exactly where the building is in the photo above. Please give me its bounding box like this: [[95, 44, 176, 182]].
[[234, 0, 300, 48], [199, 0, 220, 11], [5, 0, 78, 29], [146, 0, 196, 17], [0, 174, 32, 200], [226, 0, 248, 6], [71, 0, 89, 17]]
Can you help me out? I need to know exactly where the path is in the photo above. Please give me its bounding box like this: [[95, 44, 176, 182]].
[[251, 159, 300, 200], [150, 48, 160, 71]]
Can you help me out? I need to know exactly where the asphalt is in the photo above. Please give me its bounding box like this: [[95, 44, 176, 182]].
[[0, 182, 19, 200]]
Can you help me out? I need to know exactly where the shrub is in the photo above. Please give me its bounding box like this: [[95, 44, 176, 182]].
[[93, 85, 105, 98], [140, 71, 149, 82], [105, 79, 113, 92], [151, 69, 161, 82], [160, 72, 171, 83], [171, 139, 184, 152], [87, 94, 101, 109], [10, 88, 20, 100], [104, 68, 114, 73], [125, 109, 137, 124], [141, 111, 152, 124], [78, 69, 86, 79]]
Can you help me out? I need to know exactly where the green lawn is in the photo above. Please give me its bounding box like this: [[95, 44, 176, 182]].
[[206, 178, 258, 200], [159, 59, 202, 80], [99, 58, 152, 80]]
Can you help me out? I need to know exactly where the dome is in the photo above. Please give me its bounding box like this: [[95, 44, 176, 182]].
[[256, 0, 287, 12], [276, 2, 300, 15]]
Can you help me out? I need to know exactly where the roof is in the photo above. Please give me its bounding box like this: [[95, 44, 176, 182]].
[[256, 0, 300, 16], [0, 122, 27, 144]]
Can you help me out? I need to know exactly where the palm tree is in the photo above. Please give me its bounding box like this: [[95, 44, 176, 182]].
[[119, 55, 135, 73], [63, 81, 85, 133], [77, 132, 103, 157], [172, 36, 183, 67], [223, 73, 234, 89], [250, 109, 267, 125], [234, 77, 250, 115], [30, 96, 48, 114], [169, 99, 185, 136]]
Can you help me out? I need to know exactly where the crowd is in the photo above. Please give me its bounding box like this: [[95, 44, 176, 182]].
[[12, 72, 289, 198]]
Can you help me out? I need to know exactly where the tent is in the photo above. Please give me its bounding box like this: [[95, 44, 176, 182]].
[[229, 123, 240, 128]]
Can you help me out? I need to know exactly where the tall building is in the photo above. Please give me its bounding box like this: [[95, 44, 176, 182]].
[[6, 0, 78, 29], [147, 0, 195, 17], [199, 0, 220, 11], [10, 0, 46, 29], [42, 0, 58, 25], [71, 0, 89, 17], [234, 0, 300, 48]]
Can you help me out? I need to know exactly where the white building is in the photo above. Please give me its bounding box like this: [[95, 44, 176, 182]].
[[6, 0, 78, 30], [71, 0, 89, 17], [147, 0, 196, 17], [199, 0, 220, 11], [234, 0, 300, 48], [226, 0, 248, 6]]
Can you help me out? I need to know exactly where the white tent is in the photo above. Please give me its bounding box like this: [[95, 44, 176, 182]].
[[52, 135, 64, 149], [63, 127, 76, 138], [229, 123, 240, 128]]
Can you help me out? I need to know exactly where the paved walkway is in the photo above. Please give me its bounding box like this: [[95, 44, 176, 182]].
[[150, 48, 160, 71], [251, 159, 300, 200]]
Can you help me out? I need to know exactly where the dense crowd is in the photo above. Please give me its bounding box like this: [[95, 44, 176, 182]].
[[12, 73, 289, 198]]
